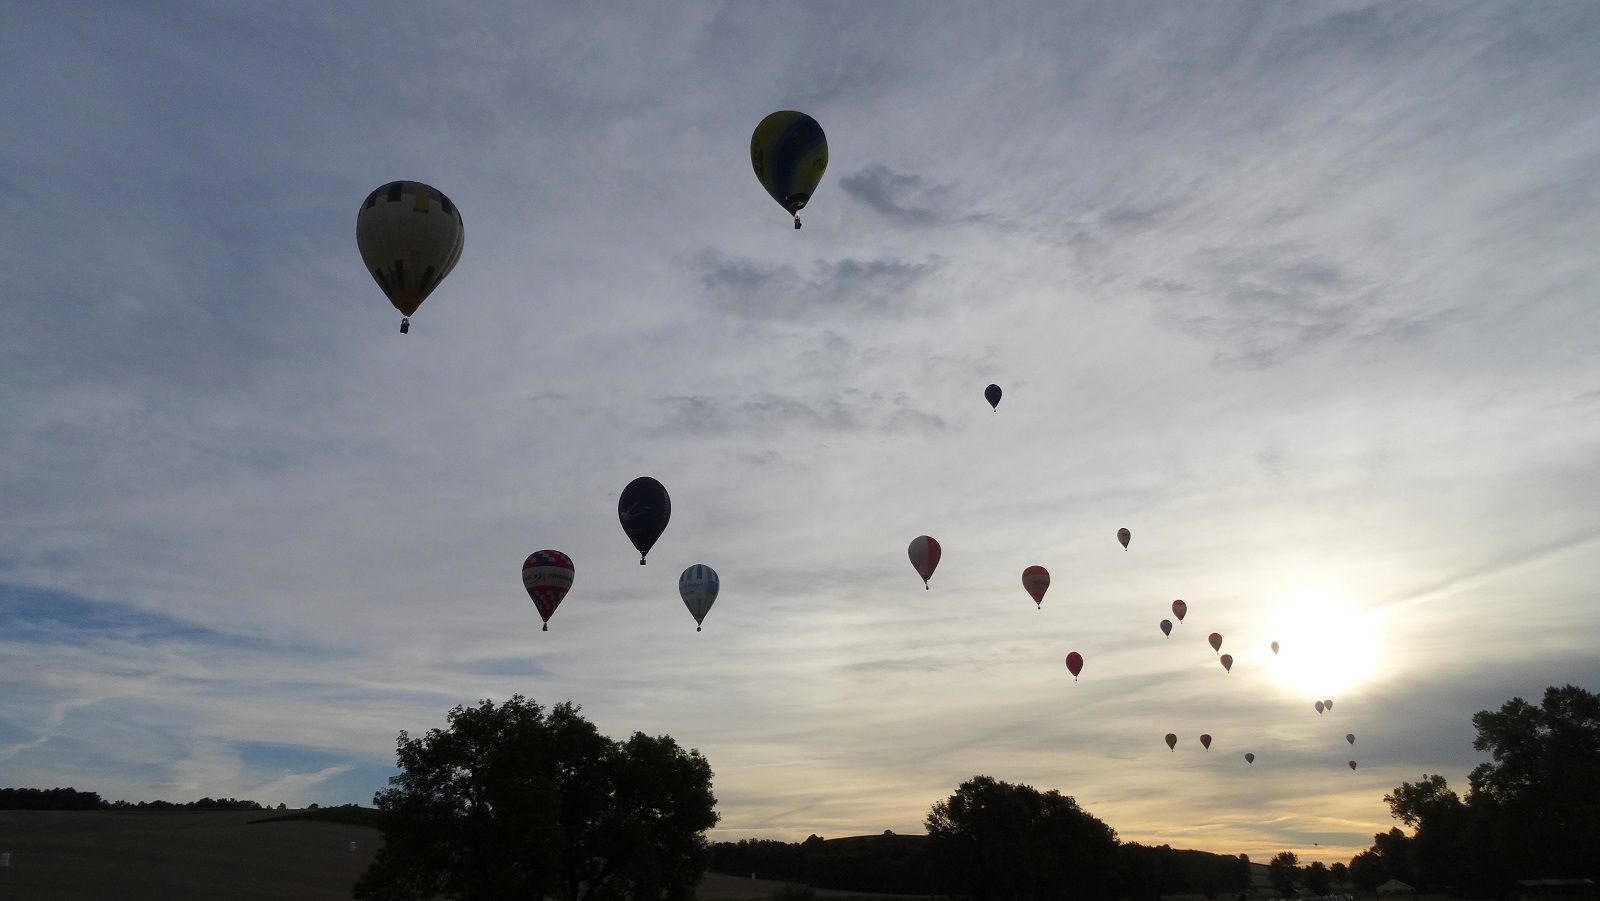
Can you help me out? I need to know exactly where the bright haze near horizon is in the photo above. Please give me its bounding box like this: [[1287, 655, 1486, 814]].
[[3, 2, 1598, 865]]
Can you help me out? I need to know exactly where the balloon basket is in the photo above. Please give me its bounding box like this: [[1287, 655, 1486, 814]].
[[400, 317, 409, 334], [542, 623, 548, 632]]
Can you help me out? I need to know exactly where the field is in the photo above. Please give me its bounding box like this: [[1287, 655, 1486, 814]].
[[0, 809, 379, 900]]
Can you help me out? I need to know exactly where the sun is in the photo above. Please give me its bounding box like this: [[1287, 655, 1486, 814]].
[[1266, 588, 1380, 698]]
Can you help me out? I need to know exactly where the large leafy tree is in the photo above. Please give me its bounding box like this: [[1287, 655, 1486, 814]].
[[1267, 851, 1298, 897], [926, 776, 1121, 901], [353, 695, 718, 901], [1468, 683, 1600, 882]]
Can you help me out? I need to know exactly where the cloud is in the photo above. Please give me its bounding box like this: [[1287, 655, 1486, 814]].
[[653, 390, 950, 438], [840, 164, 953, 226], [694, 251, 941, 321]]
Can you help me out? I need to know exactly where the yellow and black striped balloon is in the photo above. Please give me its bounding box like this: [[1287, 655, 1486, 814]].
[[750, 111, 828, 224]]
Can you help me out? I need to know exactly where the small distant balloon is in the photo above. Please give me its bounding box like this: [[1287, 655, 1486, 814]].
[[1315, 701, 1325, 714], [1208, 632, 1223, 653], [1349, 760, 1358, 771], [985, 384, 1002, 410], [1271, 641, 1280, 655], [522, 550, 575, 632], [1160, 619, 1173, 638], [1324, 699, 1334, 712], [1065, 651, 1083, 680], [1022, 566, 1050, 608], [1347, 733, 1356, 745], [1219, 654, 1233, 672], [1172, 599, 1187, 622], [908, 535, 941, 588], [1165, 733, 1177, 751], [1244, 752, 1255, 764], [1200, 734, 1212, 751], [1117, 528, 1131, 550]]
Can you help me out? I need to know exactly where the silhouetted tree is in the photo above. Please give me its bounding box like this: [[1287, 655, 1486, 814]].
[[1305, 861, 1330, 895], [1329, 862, 1349, 889], [353, 695, 717, 901], [1384, 774, 1467, 890], [1268, 852, 1298, 897], [1347, 849, 1385, 893], [926, 776, 1121, 901]]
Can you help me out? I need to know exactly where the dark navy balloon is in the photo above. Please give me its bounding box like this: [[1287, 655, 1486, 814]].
[[985, 384, 1002, 410], [618, 477, 671, 564]]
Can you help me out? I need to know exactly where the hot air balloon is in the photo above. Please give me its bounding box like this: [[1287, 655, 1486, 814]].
[[1172, 600, 1187, 622], [1271, 641, 1279, 654], [1160, 619, 1173, 638], [1022, 566, 1049, 608], [1324, 699, 1334, 711], [1315, 701, 1325, 714], [1065, 652, 1083, 679], [356, 181, 465, 333], [751, 111, 828, 229], [1117, 528, 1131, 550], [618, 477, 671, 564], [908, 536, 941, 588], [678, 564, 720, 631], [1244, 752, 1255, 764], [1165, 733, 1177, 751], [1346, 733, 1356, 745], [1220, 654, 1233, 672], [1349, 760, 1358, 770], [1208, 632, 1223, 653], [522, 550, 574, 632], [1200, 734, 1212, 751], [985, 384, 1002, 410]]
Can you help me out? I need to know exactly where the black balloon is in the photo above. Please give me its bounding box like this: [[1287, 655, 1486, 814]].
[[618, 477, 671, 564], [985, 384, 1002, 410]]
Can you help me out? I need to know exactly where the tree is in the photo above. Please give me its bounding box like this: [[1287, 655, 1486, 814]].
[[353, 695, 717, 901], [925, 776, 1121, 901], [1329, 862, 1348, 889], [1267, 851, 1298, 897], [1467, 684, 1600, 883], [1347, 849, 1384, 893], [1384, 775, 1466, 889], [1304, 861, 1330, 895]]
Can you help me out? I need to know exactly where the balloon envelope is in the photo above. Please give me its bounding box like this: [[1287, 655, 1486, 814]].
[[985, 384, 1002, 409], [1315, 701, 1325, 714], [1172, 599, 1187, 621], [1349, 760, 1358, 770], [1208, 632, 1223, 653], [1117, 527, 1131, 549], [1271, 641, 1280, 654], [618, 477, 671, 564], [1347, 733, 1356, 745], [1324, 699, 1334, 711], [1200, 734, 1212, 750], [908, 535, 941, 587], [1160, 619, 1172, 637], [678, 564, 720, 631], [356, 181, 465, 318], [522, 550, 574, 631], [1065, 652, 1083, 679], [1021, 566, 1050, 606], [1220, 654, 1233, 672], [1245, 752, 1255, 764], [1165, 733, 1177, 751], [751, 111, 828, 220]]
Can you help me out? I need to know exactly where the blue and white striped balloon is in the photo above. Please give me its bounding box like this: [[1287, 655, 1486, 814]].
[[678, 564, 720, 631]]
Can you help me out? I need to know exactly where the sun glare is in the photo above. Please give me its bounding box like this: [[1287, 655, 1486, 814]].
[[1266, 588, 1380, 698]]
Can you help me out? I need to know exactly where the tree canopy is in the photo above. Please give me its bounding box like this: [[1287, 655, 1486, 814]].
[[925, 775, 1121, 901], [1356, 683, 1600, 897], [353, 695, 718, 901]]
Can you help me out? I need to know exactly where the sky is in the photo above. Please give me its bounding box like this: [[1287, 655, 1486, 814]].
[[2, 1, 1598, 865]]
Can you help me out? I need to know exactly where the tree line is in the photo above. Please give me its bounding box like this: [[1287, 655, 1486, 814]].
[[0, 786, 267, 810]]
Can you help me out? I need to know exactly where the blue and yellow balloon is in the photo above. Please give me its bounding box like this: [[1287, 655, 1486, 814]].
[[751, 111, 828, 229]]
